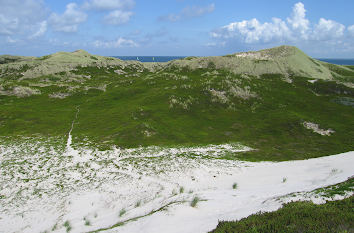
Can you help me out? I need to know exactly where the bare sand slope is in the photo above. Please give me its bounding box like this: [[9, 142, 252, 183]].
[[0, 140, 352, 233]]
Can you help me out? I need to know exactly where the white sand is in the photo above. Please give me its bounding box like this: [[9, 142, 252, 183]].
[[0, 139, 352, 233]]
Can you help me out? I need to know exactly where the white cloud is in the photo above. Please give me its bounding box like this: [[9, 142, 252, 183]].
[[205, 41, 225, 47], [348, 25, 354, 37], [103, 10, 133, 25], [83, 0, 134, 25], [160, 14, 181, 22], [0, 15, 19, 35], [0, 0, 47, 36], [313, 18, 345, 40], [29, 21, 47, 39], [211, 2, 352, 46], [212, 17, 291, 43], [182, 3, 215, 18], [83, 0, 135, 11], [49, 3, 87, 32], [93, 37, 138, 48], [287, 2, 309, 39], [6, 36, 17, 43], [159, 3, 215, 22]]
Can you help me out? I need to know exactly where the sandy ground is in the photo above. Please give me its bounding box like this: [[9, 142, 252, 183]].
[[0, 137, 352, 233]]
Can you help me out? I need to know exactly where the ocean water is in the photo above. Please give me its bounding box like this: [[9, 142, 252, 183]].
[[317, 59, 354, 65], [112, 56, 186, 62]]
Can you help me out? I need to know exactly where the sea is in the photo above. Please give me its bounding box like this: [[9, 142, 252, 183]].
[[317, 59, 354, 66], [112, 56, 186, 63], [113, 56, 354, 66]]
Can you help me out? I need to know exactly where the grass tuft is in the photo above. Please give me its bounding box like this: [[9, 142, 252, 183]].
[[191, 196, 199, 207], [51, 223, 57, 231], [63, 220, 71, 232], [119, 208, 126, 217], [232, 183, 238, 189], [84, 217, 90, 226]]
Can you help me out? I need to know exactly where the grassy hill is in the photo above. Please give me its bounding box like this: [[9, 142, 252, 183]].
[[0, 46, 353, 161]]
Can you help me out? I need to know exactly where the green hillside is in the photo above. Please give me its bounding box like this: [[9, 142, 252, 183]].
[[0, 46, 353, 161]]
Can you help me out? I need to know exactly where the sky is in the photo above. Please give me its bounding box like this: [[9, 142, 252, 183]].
[[1, 0, 354, 58]]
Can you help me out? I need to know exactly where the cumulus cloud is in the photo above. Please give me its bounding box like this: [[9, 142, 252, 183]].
[[0, 15, 18, 35], [103, 10, 133, 25], [83, 0, 134, 25], [29, 21, 47, 39], [49, 3, 87, 32], [287, 2, 309, 39], [313, 18, 345, 40], [159, 3, 215, 22], [212, 17, 291, 43], [93, 37, 138, 48], [211, 2, 351, 45], [348, 25, 354, 37], [0, 0, 47, 37], [83, 0, 135, 11]]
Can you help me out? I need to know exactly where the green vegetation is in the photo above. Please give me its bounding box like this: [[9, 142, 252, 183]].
[[211, 195, 354, 233], [313, 177, 353, 198], [85, 219, 91, 226], [119, 208, 126, 217], [211, 179, 354, 232], [232, 183, 238, 189], [63, 220, 72, 232], [191, 196, 200, 207], [84, 217, 91, 226], [0, 46, 353, 161], [51, 223, 57, 231]]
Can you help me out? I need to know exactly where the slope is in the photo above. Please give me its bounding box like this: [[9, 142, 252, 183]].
[[0, 46, 353, 161]]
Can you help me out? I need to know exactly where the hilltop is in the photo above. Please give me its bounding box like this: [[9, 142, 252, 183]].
[[169, 45, 335, 81]]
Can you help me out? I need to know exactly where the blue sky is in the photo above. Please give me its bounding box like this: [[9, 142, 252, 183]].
[[1, 0, 354, 57]]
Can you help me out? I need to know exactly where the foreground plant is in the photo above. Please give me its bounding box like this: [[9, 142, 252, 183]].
[[191, 197, 200, 207]]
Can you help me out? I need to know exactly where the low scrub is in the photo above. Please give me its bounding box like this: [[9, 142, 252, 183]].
[[210, 196, 354, 233]]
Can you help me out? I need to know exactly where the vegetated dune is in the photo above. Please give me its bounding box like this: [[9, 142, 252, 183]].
[[0, 45, 352, 82], [168, 45, 335, 81], [0, 45, 353, 160]]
